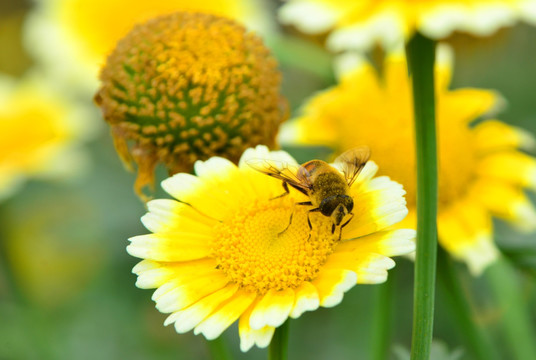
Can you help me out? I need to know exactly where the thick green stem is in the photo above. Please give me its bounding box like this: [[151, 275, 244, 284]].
[[437, 248, 500, 360], [406, 33, 438, 360], [486, 257, 536, 360], [370, 277, 394, 360], [268, 321, 289, 360]]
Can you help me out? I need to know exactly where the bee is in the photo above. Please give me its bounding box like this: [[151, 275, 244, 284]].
[[248, 146, 371, 238]]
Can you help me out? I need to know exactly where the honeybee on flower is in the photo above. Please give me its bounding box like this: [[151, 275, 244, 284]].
[[248, 146, 371, 238]]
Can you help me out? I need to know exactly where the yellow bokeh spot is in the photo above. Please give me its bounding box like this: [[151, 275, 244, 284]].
[[213, 197, 338, 294], [58, 0, 246, 61], [0, 88, 70, 174]]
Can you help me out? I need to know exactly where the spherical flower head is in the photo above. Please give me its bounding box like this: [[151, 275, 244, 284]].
[[281, 50, 536, 275], [279, 0, 536, 52], [127, 145, 415, 351], [95, 12, 288, 200], [0, 74, 90, 201]]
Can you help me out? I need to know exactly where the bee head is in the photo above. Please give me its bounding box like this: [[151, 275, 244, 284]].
[[320, 195, 354, 226]]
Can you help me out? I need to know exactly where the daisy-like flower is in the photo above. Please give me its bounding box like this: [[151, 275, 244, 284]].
[[281, 50, 536, 274], [0, 74, 90, 201], [24, 0, 273, 93], [127, 145, 415, 351], [279, 0, 536, 51]]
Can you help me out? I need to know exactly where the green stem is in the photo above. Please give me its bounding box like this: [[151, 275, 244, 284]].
[[206, 337, 233, 360], [406, 33, 438, 360], [437, 248, 500, 360], [370, 277, 394, 360], [486, 257, 536, 360], [268, 321, 289, 360]]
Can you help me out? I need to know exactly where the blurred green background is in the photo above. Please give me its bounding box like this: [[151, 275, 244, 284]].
[[1, 0, 536, 359]]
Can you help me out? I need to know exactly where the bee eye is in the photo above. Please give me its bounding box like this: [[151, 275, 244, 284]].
[[346, 199, 354, 213], [319, 197, 337, 217]]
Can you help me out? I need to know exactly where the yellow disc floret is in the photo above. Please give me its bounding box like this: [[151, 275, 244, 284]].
[[95, 12, 287, 199], [213, 197, 337, 294]]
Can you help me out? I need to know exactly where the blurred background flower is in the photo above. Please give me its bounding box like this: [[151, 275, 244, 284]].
[[280, 48, 536, 274], [0, 73, 91, 201], [24, 0, 274, 94], [279, 0, 536, 51]]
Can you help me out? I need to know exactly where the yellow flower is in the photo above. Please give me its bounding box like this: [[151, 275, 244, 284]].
[[24, 0, 273, 92], [0, 74, 89, 200], [5, 194, 105, 307], [95, 12, 287, 199], [281, 51, 536, 274], [279, 0, 536, 51], [127, 145, 415, 351]]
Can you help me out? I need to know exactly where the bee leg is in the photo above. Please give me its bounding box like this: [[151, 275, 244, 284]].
[[278, 212, 294, 236], [307, 208, 319, 229], [331, 223, 335, 234], [278, 202, 314, 237], [338, 213, 355, 241], [271, 182, 291, 200], [305, 208, 321, 241]]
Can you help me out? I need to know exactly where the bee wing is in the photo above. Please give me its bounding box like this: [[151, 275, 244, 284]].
[[246, 159, 312, 194], [334, 146, 371, 187]]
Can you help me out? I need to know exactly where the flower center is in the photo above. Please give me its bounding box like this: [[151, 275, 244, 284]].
[[212, 197, 338, 294]]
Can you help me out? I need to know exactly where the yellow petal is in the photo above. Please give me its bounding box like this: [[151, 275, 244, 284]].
[[470, 179, 536, 232], [152, 270, 229, 313], [194, 289, 257, 340], [476, 151, 536, 190], [289, 281, 320, 319], [127, 232, 212, 261], [473, 120, 536, 154], [164, 284, 239, 334], [311, 269, 357, 308], [249, 288, 295, 330], [141, 199, 215, 233], [239, 300, 275, 352], [438, 201, 498, 275], [194, 157, 263, 206], [440, 88, 499, 124], [339, 228, 416, 257], [161, 173, 232, 221], [132, 258, 217, 289], [324, 252, 395, 284], [345, 176, 408, 238]]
